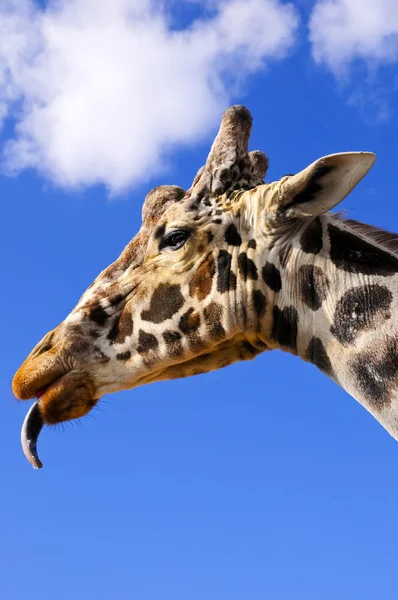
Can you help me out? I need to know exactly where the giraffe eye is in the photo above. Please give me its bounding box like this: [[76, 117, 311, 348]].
[[160, 229, 191, 251]]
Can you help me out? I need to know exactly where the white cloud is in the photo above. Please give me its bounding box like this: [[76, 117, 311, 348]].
[[310, 0, 398, 75], [0, 0, 299, 193]]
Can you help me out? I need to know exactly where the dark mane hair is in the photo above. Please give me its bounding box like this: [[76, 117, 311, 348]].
[[334, 214, 398, 256]]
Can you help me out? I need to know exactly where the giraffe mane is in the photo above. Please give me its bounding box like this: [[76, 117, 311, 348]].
[[335, 215, 398, 257]]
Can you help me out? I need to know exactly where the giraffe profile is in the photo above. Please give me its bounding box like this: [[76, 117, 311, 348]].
[[13, 105, 398, 469]]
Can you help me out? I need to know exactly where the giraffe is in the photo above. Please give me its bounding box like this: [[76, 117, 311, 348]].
[[13, 105, 398, 469]]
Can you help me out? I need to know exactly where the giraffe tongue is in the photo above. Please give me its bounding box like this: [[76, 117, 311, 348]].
[[21, 401, 44, 469]]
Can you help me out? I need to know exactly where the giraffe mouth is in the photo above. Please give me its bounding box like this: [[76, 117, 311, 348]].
[[19, 371, 97, 469], [20, 382, 57, 469], [20, 375, 65, 470]]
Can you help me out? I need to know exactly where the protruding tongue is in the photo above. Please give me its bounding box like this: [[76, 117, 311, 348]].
[[21, 401, 44, 469]]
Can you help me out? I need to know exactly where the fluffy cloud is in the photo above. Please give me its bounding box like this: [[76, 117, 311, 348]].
[[310, 0, 398, 74], [0, 0, 299, 193]]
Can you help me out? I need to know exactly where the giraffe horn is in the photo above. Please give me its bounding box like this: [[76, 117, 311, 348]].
[[249, 150, 269, 180], [205, 105, 253, 171], [21, 401, 44, 469]]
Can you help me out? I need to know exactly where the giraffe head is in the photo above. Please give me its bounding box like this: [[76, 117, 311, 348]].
[[13, 105, 375, 468]]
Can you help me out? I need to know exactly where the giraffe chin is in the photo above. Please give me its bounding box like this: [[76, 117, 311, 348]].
[[20, 372, 98, 469]]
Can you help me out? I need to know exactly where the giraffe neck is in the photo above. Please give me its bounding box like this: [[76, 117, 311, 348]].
[[268, 214, 398, 439]]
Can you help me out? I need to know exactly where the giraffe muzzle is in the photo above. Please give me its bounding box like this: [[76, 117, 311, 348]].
[[19, 373, 98, 468]]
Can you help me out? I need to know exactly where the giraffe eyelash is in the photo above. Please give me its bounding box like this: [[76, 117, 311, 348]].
[[159, 228, 192, 251]]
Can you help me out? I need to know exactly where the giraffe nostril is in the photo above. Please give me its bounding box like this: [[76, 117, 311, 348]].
[[32, 330, 56, 358], [35, 342, 53, 357]]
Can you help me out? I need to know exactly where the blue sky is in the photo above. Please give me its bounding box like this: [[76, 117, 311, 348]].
[[2, 1, 398, 599]]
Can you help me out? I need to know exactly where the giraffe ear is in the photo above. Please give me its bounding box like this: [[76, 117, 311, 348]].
[[279, 152, 376, 218]]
